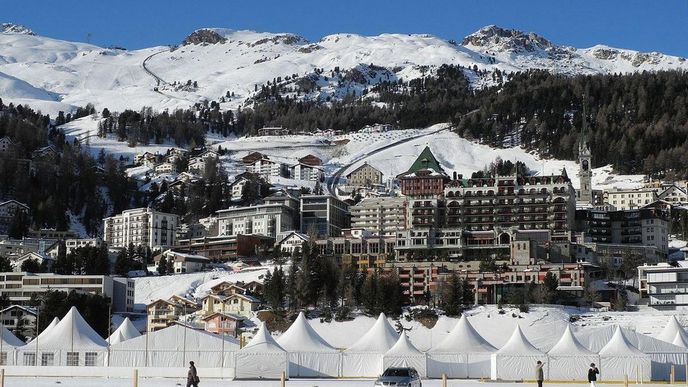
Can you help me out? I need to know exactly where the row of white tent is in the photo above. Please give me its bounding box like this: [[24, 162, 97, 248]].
[[1, 307, 688, 381]]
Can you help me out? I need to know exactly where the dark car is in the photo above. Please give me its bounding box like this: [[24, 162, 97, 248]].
[[374, 367, 422, 387]]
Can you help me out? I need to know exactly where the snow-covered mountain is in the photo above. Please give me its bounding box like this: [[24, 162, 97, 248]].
[[1, 23, 687, 115]]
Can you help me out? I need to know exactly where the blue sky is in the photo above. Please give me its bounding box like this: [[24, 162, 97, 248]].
[[6, 0, 688, 56]]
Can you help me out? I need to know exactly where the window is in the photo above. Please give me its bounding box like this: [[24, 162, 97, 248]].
[[85, 352, 98, 366], [41, 353, 54, 366], [66, 352, 79, 366], [23, 353, 36, 366]]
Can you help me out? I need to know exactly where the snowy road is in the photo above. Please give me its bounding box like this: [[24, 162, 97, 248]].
[[5, 377, 673, 387]]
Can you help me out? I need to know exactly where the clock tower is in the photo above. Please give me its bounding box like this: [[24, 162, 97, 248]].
[[578, 102, 593, 203]]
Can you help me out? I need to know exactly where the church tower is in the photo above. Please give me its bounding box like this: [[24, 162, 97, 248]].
[[578, 100, 593, 203]]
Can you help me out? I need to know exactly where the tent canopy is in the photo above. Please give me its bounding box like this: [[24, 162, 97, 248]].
[[674, 331, 688, 348], [599, 326, 645, 356], [496, 325, 543, 355], [276, 312, 336, 352], [547, 325, 594, 355], [21, 307, 107, 351], [658, 316, 688, 343], [386, 332, 422, 356], [110, 324, 239, 351], [242, 322, 286, 353], [431, 314, 496, 353], [347, 313, 398, 352], [107, 317, 141, 345]]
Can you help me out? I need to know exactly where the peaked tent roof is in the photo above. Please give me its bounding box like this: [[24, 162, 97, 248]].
[[598, 326, 645, 356], [547, 325, 594, 355], [577, 325, 687, 353], [431, 314, 496, 353], [496, 325, 543, 355], [398, 146, 447, 177], [658, 316, 687, 343], [21, 307, 107, 351], [276, 312, 336, 352], [109, 323, 238, 351], [385, 332, 422, 356], [107, 317, 141, 345], [674, 331, 688, 348], [241, 322, 286, 353], [0, 326, 24, 347], [347, 313, 399, 352]]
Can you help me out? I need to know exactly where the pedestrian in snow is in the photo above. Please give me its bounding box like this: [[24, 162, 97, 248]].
[[588, 363, 600, 387], [187, 361, 200, 387], [535, 360, 545, 387]]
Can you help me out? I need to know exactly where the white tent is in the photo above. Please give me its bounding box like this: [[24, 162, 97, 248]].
[[109, 323, 239, 368], [43, 317, 60, 335], [579, 325, 686, 381], [342, 313, 399, 377], [383, 333, 427, 377], [276, 312, 340, 377], [673, 331, 688, 348], [0, 327, 24, 365], [428, 314, 496, 378], [18, 307, 108, 366], [598, 326, 651, 382], [235, 323, 288, 379], [107, 317, 141, 345], [546, 325, 599, 381], [658, 316, 688, 344], [491, 325, 545, 381]]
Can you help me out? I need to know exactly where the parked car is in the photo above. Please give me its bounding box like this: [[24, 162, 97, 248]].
[[374, 367, 422, 386]]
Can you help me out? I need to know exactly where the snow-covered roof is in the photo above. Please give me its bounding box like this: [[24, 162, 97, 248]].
[[21, 307, 107, 351], [385, 332, 422, 356], [496, 324, 543, 355], [598, 326, 645, 356], [107, 317, 141, 345], [431, 314, 496, 353], [276, 312, 337, 352], [241, 322, 286, 353], [547, 325, 594, 355], [346, 313, 398, 353]]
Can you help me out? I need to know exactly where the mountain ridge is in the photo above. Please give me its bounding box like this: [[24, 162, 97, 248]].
[[1, 23, 687, 116]]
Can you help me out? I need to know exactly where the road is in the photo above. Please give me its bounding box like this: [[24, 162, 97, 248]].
[[325, 110, 479, 197], [142, 49, 197, 104]]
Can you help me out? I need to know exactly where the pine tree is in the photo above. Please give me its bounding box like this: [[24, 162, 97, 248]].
[[157, 255, 168, 275]]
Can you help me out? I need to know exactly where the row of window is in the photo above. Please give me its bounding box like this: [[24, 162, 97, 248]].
[[21, 351, 98, 366]]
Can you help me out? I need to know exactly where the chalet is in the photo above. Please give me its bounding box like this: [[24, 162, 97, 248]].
[[230, 176, 249, 201], [241, 152, 264, 165], [277, 231, 309, 254], [146, 299, 184, 332], [154, 250, 210, 274], [12, 252, 54, 272], [0, 305, 37, 339], [658, 185, 688, 206], [202, 312, 244, 336], [164, 148, 188, 164], [201, 292, 260, 318], [31, 145, 58, 162], [0, 200, 29, 234], [298, 154, 322, 166], [209, 281, 247, 296]]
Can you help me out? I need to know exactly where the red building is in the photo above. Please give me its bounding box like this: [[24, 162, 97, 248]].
[[397, 146, 449, 197]]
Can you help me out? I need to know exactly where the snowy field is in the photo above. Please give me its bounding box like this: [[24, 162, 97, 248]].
[[2, 378, 672, 387]]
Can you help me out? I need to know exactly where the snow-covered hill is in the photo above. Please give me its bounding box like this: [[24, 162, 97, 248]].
[[2, 23, 688, 116]]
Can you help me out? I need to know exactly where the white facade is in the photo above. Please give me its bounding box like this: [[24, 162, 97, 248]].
[[155, 250, 210, 274], [351, 196, 407, 236], [604, 188, 658, 210], [291, 163, 323, 182], [246, 158, 283, 179], [65, 237, 103, 255], [217, 204, 296, 238], [658, 185, 688, 205], [277, 232, 309, 254], [639, 263, 688, 310], [103, 208, 179, 250], [154, 162, 175, 174], [230, 178, 248, 200]]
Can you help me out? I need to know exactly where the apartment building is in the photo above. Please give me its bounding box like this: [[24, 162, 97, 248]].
[[0, 272, 134, 312], [0, 305, 36, 339], [217, 203, 297, 238], [657, 185, 688, 205], [575, 207, 669, 262], [103, 208, 179, 250], [638, 262, 688, 310], [350, 196, 407, 236], [65, 237, 103, 255], [300, 195, 350, 237], [604, 188, 658, 210], [154, 250, 210, 274], [200, 293, 260, 318], [175, 234, 274, 261], [291, 163, 323, 182], [313, 229, 396, 271], [245, 156, 285, 179]]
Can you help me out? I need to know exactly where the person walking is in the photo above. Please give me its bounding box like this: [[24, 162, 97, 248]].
[[588, 363, 600, 387], [187, 361, 200, 387], [535, 360, 545, 387]]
